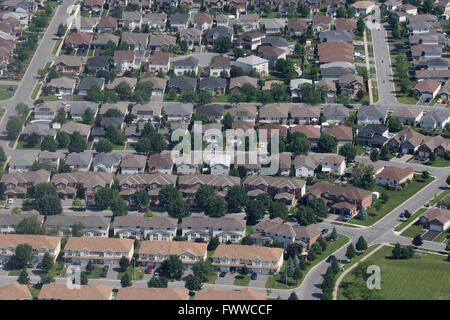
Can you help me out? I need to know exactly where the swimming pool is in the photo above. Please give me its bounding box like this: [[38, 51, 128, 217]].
[[30, 120, 52, 124]]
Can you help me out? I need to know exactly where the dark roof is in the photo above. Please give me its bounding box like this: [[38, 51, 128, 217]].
[[261, 36, 289, 48], [358, 124, 388, 135], [76, 77, 105, 90], [173, 56, 199, 67], [206, 26, 233, 40], [168, 76, 197, 90], [87, 55, 111, 68], [100, 117, 123, 128], [199, 77, 226, 90], [170, 13, 189, 24], [196, 104, 224, 118]]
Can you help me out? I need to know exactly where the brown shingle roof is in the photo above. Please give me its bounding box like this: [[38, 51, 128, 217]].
[[64, 237, 134, 252], [194, 12, 213, 22], [114, 50, 135, 61], [66, 32, 93, 45], [324, 126, 353, 141], [148, 153, 173, 167], [0, 234, 60, 251], [138, 240, 207, 256], [213, 244, 284, 261], [413, 79, 441, 93], [335, 18, 356, 30], [291, 125, 320, 139], [308, 181, 372, 201], [0, 283, 32, 300], [116, 287, 189, 300], [195, 287, 266, 300], [38, 283, 112, 300], [318, 42, 354, 63], [376, 166, 413, 180]]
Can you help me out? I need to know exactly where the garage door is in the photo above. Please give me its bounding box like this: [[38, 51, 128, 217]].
[[430, 224, 442, 232]]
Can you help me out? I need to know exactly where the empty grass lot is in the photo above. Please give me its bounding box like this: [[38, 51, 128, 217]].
[[0, 85, 17, 100], [265, 234, 350, 289], [338, 246, 450, 300], [86, 267, 103, 279], [349, 176, 434, 227]]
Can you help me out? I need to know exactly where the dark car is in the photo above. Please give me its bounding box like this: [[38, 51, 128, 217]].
[[219, 271, 227, 278], [345, 104, 354, 109], [326, 255, 336, 263], [321, 229, 329, 235], [251, 273, 257, 280]]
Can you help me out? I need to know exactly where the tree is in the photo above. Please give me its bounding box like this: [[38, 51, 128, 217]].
[[135, 137, 151, 154], [293, 267, 302, 281], [392, 243, 402, 259], [275, 59, 296, 80], [56, 131, 70, 148], [6, 117, 22, 140], [82, 107, 95, 124], [288, 132, 310, 155], [197, 91, 213, 106], [110, 196, 128, 217], [180, 90, 196, 104], [148, 277, 168, 288], [159, 186, 182, 209], [35, 194, 62, 216], [331, 258, 340, 275], [412, 234, 423, 247], [269, 201, 289, 220], [40, 135, 57, 152], [225, 185, 248, 212], [204, 195, 227, 218], [356, 236, 368, 253], [133, 190, 149, 208], [120, 272, 132, 287], [71, 222, 84, 237], [240, 83, 257, 102], [207, 236, 220, 251], [94, 187, 115, 209], [421, 171, 430, 180], [357, 207, 368, 220], [245, 200, 266, 225], [214, 35, 232, 53], [222, 112, 233, 130], [15, 215, 43, 234], [241, 235, 254, 246], [308, 198, 328, 219], [80, 271, 88, 285], [350, 163, 375, 190], [339, 143, 357, 162], [330, 227, 338, 241], [105, 125, 125, 145], [370, 149, 380, 162], [446, 175, 450, 186], [160, 255, 184, 280], [168, 198, 190, 219], [192, 260, 214, 283], [57, 23, 66, 37], [17, 268, 30, 285], [119, 256, 130, 271], [318, 133, 337, 153], [97, 139, 113, 153], [194, 185, 215, 210], [15, 103, 29, 119], [185, 275, 203, 291], [0, 146, 6, 162], [68, 132, 87, 153], [40, 273, 55, 285], [11, 243, 33, 269], [54, 108, 66, 124], [230, 65, 245, 78], [86, 260, 95, 273], [288, 291, 298, 300], [388, 117, 403, 132], [345, 243, 356, 261], [40, 252, 54, 273], [356, 18, 365, 36], [296, 206, 316, 226]]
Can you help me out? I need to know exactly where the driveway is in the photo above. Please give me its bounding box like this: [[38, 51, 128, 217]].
[[215, 272, 235, 286], [422, 230, 441, 241], [389, 154, 411, 163], [248, 273, 269, 288]]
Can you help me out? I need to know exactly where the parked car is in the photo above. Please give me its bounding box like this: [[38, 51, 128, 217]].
[[7, 198, 13, 204], [153, 268, 160, 278], [13, 76, 21, 81], [100, 265, 109, 277], [343, 214, 352, 221], [326, 255, 336, 263], [219, 271, 227, 278], [5, 203, 11, 209], [321, 228, 329, 235], [145, 266, 153, 274], [139, 207, 150, 213], [251, 272, 257, 280]]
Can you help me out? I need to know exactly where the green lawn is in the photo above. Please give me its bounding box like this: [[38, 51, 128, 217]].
[[430, 189, 450, 206], [335, 244, 382, 278], [394, 208, 427, 232], [400, 222, 426, 238], [47, 261, 67, 278], [433, 228, 449, 243], [0, 85, 17, 100], [350, 176, 434, 226], [246, 225, 253, 236], [16, 140, 41, 150], [111, 143, 126, 150], [212, 95, 229, 102], [338, 245, 450, 300], [206, 273, 218, 284], [424, 156, 450, 167], [355, 145, 365, 156], [39, 93, 58, 101], [86, 267, 103, 279], [8, 269, 21, 276], [28, 285, 40, 299], [265, 234, 350, 289], [117, 266, 145, 281], [233, 274, 251, 286], [52, 39, 62, 55], [31, 83, 42, 100]]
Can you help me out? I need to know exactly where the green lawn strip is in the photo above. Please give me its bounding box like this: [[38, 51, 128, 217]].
[[31, 83, 42, 100], [354, 145, 366, 156], [424, 156, 450, 167], [16, 140, 41, 150], [39, 94, 58, 101], [8, 269, 21, 276], [350, 176, 434, 227], [47, 261, 67, 278], [111, 143, 126, 150], [52, 39, 62, 55], [233, 274, 251, 286], [212, 95, 228, 102], [28, 285, 40, 299], [432, 228, 449, 243], [265, 234, 350, 289], [206, 272, 218, 284], [207, 250, 215, 260], [400, 222, 426, 238], [394, 208, 427, 232], [337, 245, 450, 300], [117, 266, 145, 281], [86, 266, 103, 279], [335, 244, 381, 278], [430, 189, 450, 206], [245, 225, 253, 236]]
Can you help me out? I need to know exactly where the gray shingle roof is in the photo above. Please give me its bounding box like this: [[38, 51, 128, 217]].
[[44, 215, 110, 228], [93, 152, 122, 167], [66, 152, 93, 166], [199, 77, 226, 91], [168, 75, 197, 90], [173, 56, 199, 67]]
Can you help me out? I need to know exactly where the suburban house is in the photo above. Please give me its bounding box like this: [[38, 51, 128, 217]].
[[0, 283, 32, 300], [92, 152, 122, 173], [179, 28, 202, 49], [259, 104, 289, 123], [388, 127, 426, 154], [419, 208, 450, 232], [63, 237, 134, 266], [323, 105, 349, 123], [357, 105, 388, 124], [291, 125, 321, 146], [53, 56, 83, 74], [65, 32, 93, 50], [338, 74, 364, 96], [320, 61, 355, 80], [114, 214, 177, 240], [168, 75, 197, 92], [420, 109, 450, 129], [7, 153, 36, 173], [418, 135, 450, 158], [97, 16, 118, 32], [235, 30, 265, 50], [322, 155, 346, 176], [86, 55, 111, 73], [121, 32, 148, 52], [294, 155, 320, 177], [199, 77, 226, 95], [205, 26, 233, 47], [169, 13, 189, 31], [351, 0, 376, 16], [137, 241, 207, 268], [143, 13, 167, 31], [240, 13, 259, 31], [208, 56, 231, 77], [65, 152, 93, 171], [413, 79, 441, 100], [46, 77, 76, 96], [390, 106, 424, 124], [148, 153, 173, 174], [181, 216, 246, 242], [44, 215, 110, 238], [264, 18, 285, 33], [33, 102, 59, 120], [287, 18, 308, 34], [291, 105, 321, 124], [131, 103, 162, 122], [236, 55, 269, 76], [290, 78, 313, 100], [0, 212, 44, 234], [356, 125, 389, 148], [145, 51, 170, 73], [229, 76, 258, 93], [173, 56, 200, 76], [163, 103, 193, 121], [211, 244, 284, 274], [376, 166, 414, 187], [122, 11, 142, 30], [120, 154, 147, 174], [178, 175, 240, 204], [252, 217, 321, 249], [140, 76, 166, 96], [61, 122, 92, 139], [258, 45, 286, 68], [113, 50, 138, 73], [323, 126, 353, 147], [228, 105, 257, 123], [37, 151, 64, 169], [76, 77, 105, 95], [193, 12, 213, 31]]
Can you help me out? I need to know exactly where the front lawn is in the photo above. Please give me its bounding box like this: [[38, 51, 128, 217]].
[[47, 261, 67, 278], [117, 266, 145, 281], [354, 145, 365, 156], [8, 269, 21, 276], [16, 140, 41, 150], [233, 274, 251, 286], [265, 234, 350, 289], [350, 176, 434, 226], [86, 266, 103, 279], [394, 208, 427, 232], [424, 156, 450, 167], [338, 245, 450, 300], [0, 85, 17, 100], [400, 222, 426, 238], [246, 225, 253, 236]]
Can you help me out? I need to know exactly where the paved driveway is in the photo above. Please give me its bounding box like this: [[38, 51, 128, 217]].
[[389, 154, 411, 163], [422, 230, 441, 241], [248, 274, 269, 288], [215, 272, 235, 286]]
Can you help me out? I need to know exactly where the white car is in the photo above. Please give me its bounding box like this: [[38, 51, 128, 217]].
[[7, 198, 13, 204]]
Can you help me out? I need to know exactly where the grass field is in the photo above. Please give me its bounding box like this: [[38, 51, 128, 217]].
[[265, 234, 350, 289], [86, 267, 103, 279], [31, 83, 42, 100], [424, 156, 450, 167], [350, 176, 434, 226], [0, 85, 17, 100], [338, 246, 450, 300], [400, 222, 426, 238], [430, 189, 450, 206], [233, 274, 250, 286]]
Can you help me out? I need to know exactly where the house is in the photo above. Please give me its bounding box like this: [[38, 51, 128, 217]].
[[163, 103, 193, 121], [86, 55, 111, 73], [205, 152, 232, 176], [193, 12, 213, 31], [291, 125, 321, 146], [322, 155, 346, 176], [277, 152, 292, 176], [199, 77, 226, 95], [339, 74, 364, 96], [235, 30, 265, 50], [229, 76, 257, 93], [168, 75, 197, 93], [65, 32, 93, 50], [259, 123, 287, 138], [388, 127, 426, 154], [398, 3, 418, 15], [208, 56, 230, 77], [307, 181, 373, 214], [169, 13, 189, 31], [179, 28, 202, 49], [420, 109, 450, 129], [181, 216, 246, 242], [114, 50, 138, 73], [356, 125, 389, 148], [34, 102, 59, 120], [173, 56, 199, 76], [390, 106, 424, 124], [38, 283, 112, 300], [148, 153, 173, 174], [0, 169, 50, 198], [97, 16, 118, 32], [195, 287, 265, 300], [205, 26, 233, 47], [143, 51, 169, 73], [84, 0, 105, 14], [21, 123, 56, 140], [53, 56, 83, 74], [175, 153, 200, 175], [311, 14, 331, 32], [259, 104, 289, 123], [258, 45, 286, 68], [357, 105, 388, 124], [439, 81, 450, 102], [44, 215, 110, 237], [264, 19, 285, 34], [228, 105, 257, 123], [212, 244, 284, 274], [0, 283, 32, 300], [66, 152, 93, 171], [419, 208, 450, 232], [140, 76, 167, 97], [155, 0, 178, 9], [178, 175, 240, 203], [7, 153, 36, 173], [0, 234, 61, 265], [93, 152, 122, 173], [323, 105, 349, 124], [290, 78, 313, 100], [418, 135, 450, 158], [148, 34, 177, 52], [320, 30, 353, 43], [61, 122, 91, 139], [63, 237, 134, 266], [351, 0, 376, 16], [252, 217, 321, 249], [120, 154, 147, 174], [76, 17, 97, 33], [131, 103, 162, 122], [236, 55, 269, 76], [116, 287, 189, 300], [215, 14, 229, 27], [76, 77, 105, 95], [335, 18, 356, 32], [37, 151, 64, 169], [143, 13, 167, 31], [122, 11, 142, 31], [376, 166, 414, 187], [240, 13, 259, 31], [317, 79, 338, 102], [318, 42, 354, 64], [46, 77, 76, 96], [294, 155, 319, 177], [121, 32, 148, 52], [114, 214, 177, 240], [291, 105, 321, 124], [413, 79, 441, 100], [99, 102, 129, 116], [196, 104, 224, 122], [324, 126, 353, 147], [287, 18, 308, 34], [137, 241, 207, 268]]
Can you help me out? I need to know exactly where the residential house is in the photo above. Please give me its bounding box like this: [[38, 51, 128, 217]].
[[390, 106, 424, 124], [173, 56, 199, 76], [320, 61, 355, 80], [0, 283, 32, 300], [413, 79, 441, 100], [351, 0, 376, 16], [316, 78, 337, 103], [388, 127, 426, 154], [86, 55, 111, 73], [0, 169, 50, 198], [21, 123, 56, 140], [264, 19, 285, 34], [143, 13, 167, 31], [294, 155, 319, 177], [229, 76, 257, 93], [195, 287, 265, 300], [120, 154, 147, 174], [235, 30, 265, 50], [116, 287, 189, 300], [76, 77, 105, 95], [196, 104, 224, 122], [140, 76, 167, 96], [168, 75, 197, 93], [290, 78, 313, 100], [179, 28, 202, 49], [92, 152, 122, 173], [418, 135, 450, 158], [76, 17, 97, 33], [258, 45, 286, 68], [335, 18, 356, 32], [287, 18, 308, 35], [46, 77, 76, 96], [178, 175, 240, 203], [357, 105, 388, 125], [356, 125, 390, 148], [261, 36, 289, 52], [65, 152, 93, 171], [33, 102, 59, 120], [131, 103, 162, 122], [240, 13, 259, 31], [311, 14, 331, 32], [323, 105, 349, 124], [208, 56, 230, 77], [320, 30, 353, 43], [324, 126, 353, 147], [121, 32, 148, 52], [169, 13, 189, 31], [37, 151, 64, 169], [181, 216, 245, 242], [163, 103, 193, 121], [215, 14, 229, 27], [148, 153, 173, 174], [193, 12, 213, 31], [199, 77, 226, 95], [205, 26, 233, 47], [236, 55, 269, 76], [106, 77, 137, 92], [61, 122, 91, 139], [44, 215, 110, 237], [116, 173, 176, 204], [65, 32, 93, 50], [53, 56, 83, 74], [228, 105, 257, 123], [419, 208, 450, 232], [420, 109, 450, 129], [339, 74, 364, 96], [259, 104, 289, 123], [148, 34, 177, 52], [318, 42, 354, 64], [114, 214, 177, 240], [38, 283, 112, 300], [114, 50, 138, 73], [322, 155, 346, 176], [145, 51, 170, 73], [97, 16, 118, 32], [7, 154, 36, 173], [122, 11, 142, 31], [291, 125, 321, 147], [376, 166, 414, 187], [291, 105, 321, 124]]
